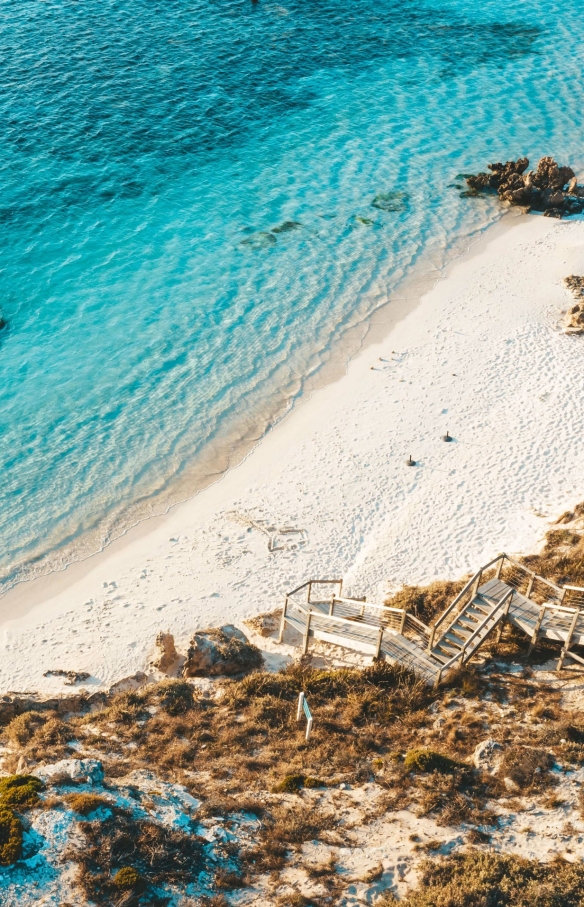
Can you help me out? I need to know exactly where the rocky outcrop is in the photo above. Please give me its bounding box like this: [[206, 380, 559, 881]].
[[473, 738, 502, 774], [563, 276, 584, 334], [152, 632, 179, 673], [34, 758, 104, 786], [465, 156, 584, 217], [182, 625, 264, 677]]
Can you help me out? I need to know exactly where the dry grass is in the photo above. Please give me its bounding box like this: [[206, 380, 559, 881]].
[[67, 806, 206, 905], [395, 851, 584, 907], [385, 580, 466, 626]]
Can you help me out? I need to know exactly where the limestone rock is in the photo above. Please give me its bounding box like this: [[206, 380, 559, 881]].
[[108, 671, 148, 695], [244, 610, 282, 638], [182, 625, 264, 677], [34, 758, 104, 787], [465, 156, 583, 217], [473, 738, 502, 774], [563, 276, 584, 333], [153, 632, 179, 673]]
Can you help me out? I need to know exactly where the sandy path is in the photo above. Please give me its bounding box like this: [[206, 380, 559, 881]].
[[2, 214, 584, 693]]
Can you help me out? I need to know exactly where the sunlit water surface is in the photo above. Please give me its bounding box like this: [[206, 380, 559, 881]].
[[1, 0, 583, 589]]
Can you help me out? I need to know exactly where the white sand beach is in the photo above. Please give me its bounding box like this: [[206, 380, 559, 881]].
[[2, 213, 584, 694]]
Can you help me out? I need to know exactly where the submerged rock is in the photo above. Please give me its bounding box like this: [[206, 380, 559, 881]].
[[464, 156, 584, 217], [271, 220, 302, 234], [182, 625, 263, 677], [371, 191, 409, 213], [239, 231, 277, 249]]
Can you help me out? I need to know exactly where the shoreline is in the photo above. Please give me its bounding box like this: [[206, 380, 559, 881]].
[[2, 212, 584, 693], [0, 208, 514, 616]]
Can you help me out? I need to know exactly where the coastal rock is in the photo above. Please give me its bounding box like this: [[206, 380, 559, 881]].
[[565, 302, 584, 334], [465, 156, 581, 217], [108, 671, 149, 695], [244, 609, 282, 638], [153, 632, 179, 673], [43, 669, 91, 686], [182, 625, 264, 677], [473, 738, 502, 774], [564, 275, 584, 298], [34, 758, 104, 787]]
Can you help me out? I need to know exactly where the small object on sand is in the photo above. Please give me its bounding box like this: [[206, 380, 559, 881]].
[[442, 431, 453, 442], [406, 454, 416, 466]]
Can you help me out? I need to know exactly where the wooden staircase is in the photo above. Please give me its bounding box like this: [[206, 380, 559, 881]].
[[278, 554, 584, 686]]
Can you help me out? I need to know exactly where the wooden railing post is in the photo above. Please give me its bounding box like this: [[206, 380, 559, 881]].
[[278, 597, 288, 643], [525, 573, 535, 599], [307, 581, 312, 605], [495, 555, 504, 579], [302, 611, 312, 655], [329, 597, 335, 616], [471, 570, 483, 597], [527, 605, 546, 655], [557, 609, 580, 671], [427, 625, 436, 652], [399, 609, 407, 634], [375, 626, 384, 659]]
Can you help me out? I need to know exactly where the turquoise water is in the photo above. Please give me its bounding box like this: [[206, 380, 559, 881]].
[[1, 0, 584, 589]]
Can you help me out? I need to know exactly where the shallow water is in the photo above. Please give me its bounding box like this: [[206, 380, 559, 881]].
[[1, 0, 583, 589]]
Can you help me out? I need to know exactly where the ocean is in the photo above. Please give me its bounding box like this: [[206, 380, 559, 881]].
[[1, 0, 583, 590]]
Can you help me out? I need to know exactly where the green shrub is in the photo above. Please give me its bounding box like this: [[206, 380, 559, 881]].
[[112, 866, 143, 890], [155, 680, 196, 716], [0, 808, 23, 866], [273, 774, 326, 793], [5, 711, 45, 747], [273, 774, 305, 793], [396, 851, 584, 907], [0, 775, 44, 810], [303, 776, 326, 789], [67, 793, 109, 816], [403, 749, 462, 775]]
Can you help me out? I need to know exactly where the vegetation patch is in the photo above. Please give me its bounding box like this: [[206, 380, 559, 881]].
[[69, 807, 206, 906], [0, 808, 23, 866], [404, 749, 464, 775], [498, 745, 555, 791], [0, 774, 44, 810], [385, 580, 465, 625], [392, 851, 584, 907], [273, 774, 326, 793], [67, 792, 110, 816]]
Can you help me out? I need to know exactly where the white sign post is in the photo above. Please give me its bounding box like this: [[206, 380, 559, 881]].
[[297, 692, 313, 741]]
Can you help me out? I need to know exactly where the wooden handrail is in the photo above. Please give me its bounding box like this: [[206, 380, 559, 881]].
[[435, 589, 514, 679], [286, 598, 385, 633]]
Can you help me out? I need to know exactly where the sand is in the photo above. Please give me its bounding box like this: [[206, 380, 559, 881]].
[[1, 213, 584, 693]]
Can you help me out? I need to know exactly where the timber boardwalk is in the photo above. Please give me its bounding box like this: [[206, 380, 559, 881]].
[[278, 554, 584, 686]]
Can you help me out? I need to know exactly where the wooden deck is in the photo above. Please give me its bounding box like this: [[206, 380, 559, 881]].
[[279, 556, 584, 685]]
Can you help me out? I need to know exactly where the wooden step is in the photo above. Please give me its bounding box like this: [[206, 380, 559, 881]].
[[442, 632, 466, 648]]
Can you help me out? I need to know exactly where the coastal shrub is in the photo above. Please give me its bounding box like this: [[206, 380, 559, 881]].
[[498, 745, 554, 790], [385, 580, 465, 626], [273, 774, 326, 793], [392, 851, 584, 907], [0, 808, 23, 866], [112, 866, 143, 890], [67, 793, 110, 816], [403, 749, 462, 774], [154, 680, 196, 716], [68, 808, 205, 905], [522, 517, 584, 586], [0, 774, 44, 810], [5, 711, 45, 747]]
